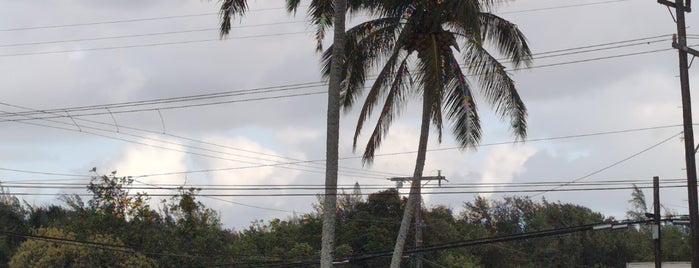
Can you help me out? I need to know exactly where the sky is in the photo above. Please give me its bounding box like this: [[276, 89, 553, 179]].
[[1, 0, 698, 230]]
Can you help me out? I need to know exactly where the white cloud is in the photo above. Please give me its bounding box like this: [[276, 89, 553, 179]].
[[106, 136, 189, 207], [197, 135, 308, 227], [477, 144, 537, 197]]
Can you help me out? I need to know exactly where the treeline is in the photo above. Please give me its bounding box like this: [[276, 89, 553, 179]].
[[0, 174, 692, 267]]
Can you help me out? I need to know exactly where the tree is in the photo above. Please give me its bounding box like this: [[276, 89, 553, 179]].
[[217, 0, 353, 265], [0, 185, 28, 266], [626, 184, 648, 221], [324, 1, 532, 266], [9, 227, 155, 268]]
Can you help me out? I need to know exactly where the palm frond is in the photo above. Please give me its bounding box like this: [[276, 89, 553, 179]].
[[321, 18, 404, 110], [360, 56, 412, 163], [352, 49, 408, 150], [444, 51, 481, 148], [285, 0, 302, 14], [480, 12, 532, 67], [218, 0, 249, 38], [462, 39, 527, 140], [295, 0, 372, 51]]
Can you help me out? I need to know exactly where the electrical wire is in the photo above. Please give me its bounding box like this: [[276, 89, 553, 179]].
[[0, 177, 686, 190], [499, 0, 634, 15], [0, 109, 393, 182], [0, 31, 312, 58], [0, 5, 294, 32], [0, 35, 671, 123], [0, 183, 687, 197], [0, 0, 636, 33], [531, 131, 683, 197], [0, 123, 679, 181], [0, 21, 307, 48], [0, 101, 407, 179]]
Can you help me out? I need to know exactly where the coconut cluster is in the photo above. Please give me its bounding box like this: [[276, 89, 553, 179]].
[[404, 31, 456, 56]]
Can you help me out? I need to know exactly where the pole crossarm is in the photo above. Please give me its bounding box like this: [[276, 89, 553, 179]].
[[388, 176, 447, 182], [659, 0, 693, 12], [673, 41, 699, 57]]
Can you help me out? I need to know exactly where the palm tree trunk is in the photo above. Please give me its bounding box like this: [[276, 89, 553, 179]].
[[320, 0, 346, 267], [390, 92, 432, 268]]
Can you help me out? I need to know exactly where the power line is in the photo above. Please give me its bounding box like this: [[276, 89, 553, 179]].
[[4, 177, 682, 189], [0, 108, 391, 181], [0, 21, 307, 48], [0, 31, 310, 58], [0, 36, 673, 123], [531, 131, 683, 197], [0, 84, 326, 121], [0, 0, 635, 33], [0, 124, 681, 181], [0, 6, 293, 32], [499, 0, 634, 15], [0, 183, 687, 197]]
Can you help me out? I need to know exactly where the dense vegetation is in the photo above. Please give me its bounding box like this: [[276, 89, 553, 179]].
[[0, 175, 690, 267]]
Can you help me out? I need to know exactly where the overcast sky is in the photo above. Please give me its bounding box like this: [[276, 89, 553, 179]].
[[1, 0, 698, 230]]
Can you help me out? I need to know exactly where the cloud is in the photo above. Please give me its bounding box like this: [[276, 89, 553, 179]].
[[111, 136, 188, 187], [196, 134, 308, 228], [477, 144, 537, 197]]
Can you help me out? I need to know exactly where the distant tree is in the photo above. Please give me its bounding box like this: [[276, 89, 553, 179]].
[[8, 227, 155, 268], [626, 184, 648, 221], [86, 172, 136, 219], [0, 185, 28, 266]]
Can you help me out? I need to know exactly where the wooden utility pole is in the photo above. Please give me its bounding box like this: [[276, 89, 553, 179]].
[[657, 1, 699, 267], [389, 171, 447, 268], [653, 176, 662, 268]]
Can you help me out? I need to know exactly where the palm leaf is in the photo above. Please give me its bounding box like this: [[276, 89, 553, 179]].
[[321, 18, 404, 110], [218, 0, 249, 38], [444, 51, 481, 148], [352, 48, 408, 151], [480, 12, 532, 67], [462, 39, 527, 140], [361, 56, 412, 163]]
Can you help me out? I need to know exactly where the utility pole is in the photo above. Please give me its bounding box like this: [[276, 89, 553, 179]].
[[657, 1, 699, 267], [389, 171, 447, 268], [654, 176, 662, 268]]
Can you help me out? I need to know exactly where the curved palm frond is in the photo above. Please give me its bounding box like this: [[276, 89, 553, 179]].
[[285, 0, 370, 51], [218, 0, 249, 38], [320, 17, 402, 78], [321, 18, 404, 110], [285, 0, 302, 14], [462, 38, 527, 140], [444, 51, 481, 148], [352, 47, 408, 151], [360, 56, 412, 163], [480, 12, 532, 67]]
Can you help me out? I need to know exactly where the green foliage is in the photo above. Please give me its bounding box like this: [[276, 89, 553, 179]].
[[0, 185, 28, 267], [626, 184, 648, 221], [86, 172, 136, 219], [8, 227, 155, 268], [1, 178, 691, 267]]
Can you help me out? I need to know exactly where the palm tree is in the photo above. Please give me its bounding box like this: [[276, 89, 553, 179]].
[[217, 0, 353, 266], [320, 1, 532, 266]]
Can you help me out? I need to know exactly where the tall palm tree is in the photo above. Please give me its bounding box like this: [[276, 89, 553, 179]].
[[320, 1, 532, 267], [217, 0, 354, 266]]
